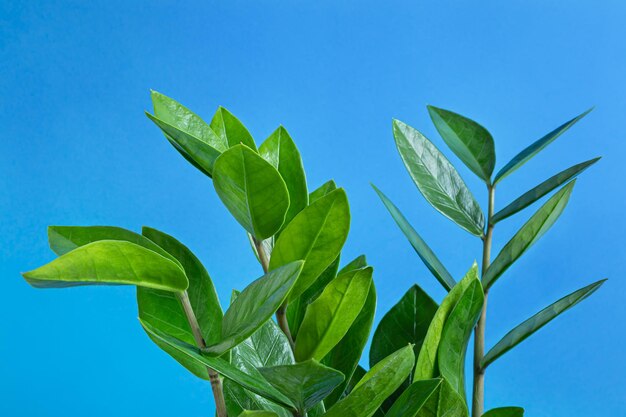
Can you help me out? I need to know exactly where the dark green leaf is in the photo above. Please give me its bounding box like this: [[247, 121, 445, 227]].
[[483, 181, 576, 289], [386, 378, 468, 417], [210, 106, 257, 150], [492, 158, 599, 224], [393, 119, 484, 236], [482, 279, 605, 368], [270, 188, 350, 301], [494, 109, 592, 184], [373, 185, 455, 291], [260, 126, 308, 228], [295, 267, 372, 362], [213, 144, 290, 240], [238, 411, 279, 417], [427, 106, 495, 182], [309, 180, 337, 203], [482, 407, 524, 417]]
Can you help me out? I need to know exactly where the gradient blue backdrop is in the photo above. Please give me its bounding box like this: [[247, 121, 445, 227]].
[[2, 1, 624, 416]]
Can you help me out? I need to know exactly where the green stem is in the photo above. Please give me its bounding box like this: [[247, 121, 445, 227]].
[[179, 291, 228, 417], [472, 185, 495, 417]]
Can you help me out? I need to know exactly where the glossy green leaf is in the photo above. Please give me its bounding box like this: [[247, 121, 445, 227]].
[[393, 119, 485, 236], [482, 407, 524, 417], [204, 261, 304, 356], [438, 278, 484, 400], [213, 144, 290, 240], [259, 360, 344, 414], [323, 345, 415, 417], [260, 126, 308, 228], [427, 106, 495, 182], [483, 181, 576, 289], [345, 365, 366, 395], [238, 411, 279, 417], [386, 378, 468, 417], [492, 158, 599, 224], [309, 180, 337, 203], [295, 267, 372, 362], [494, 109, 592, 184], [22, 240, 188, 291], [415, 263, 478, 380], [482, 279, 605, 368], [338, 255, 367, 275], [270, 188, 350, 301], [140, 319, 295, 409], [210, 106, 257, 150], [373, 185, 455, 291]]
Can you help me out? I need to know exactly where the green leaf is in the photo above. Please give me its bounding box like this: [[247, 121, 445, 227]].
[[140, 319, 295, 409], [22, 240, 188, 291], [259, 360, 344, 414], [494, 108, 592, 184], [238, 411, 279, 417], [393, 119, 485, 236], [415, 263, 478, 381], [492, 158, 599, 224], [482, 407, 524, 417], [483, 181, 576, 289], [260, 126, 308, 228], [338, 255, 367, 275], [210, 106, 257, 151], [270, 188, 350, 301], [322, 277, 376, 407], [437, 278, 484, 400], [295, 267, 372, 362], [373, 185, 455, 291], [213, 144, 290, 240], [323, 345, 415, 417], [482, 279, 605, 369], [204, 261, 304, 356], [427, 106, 495, 182], [309, 180, 337, 203], [386, 378, 468, 417]]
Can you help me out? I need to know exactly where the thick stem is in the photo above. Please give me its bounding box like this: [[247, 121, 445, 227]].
[[179, 291, 228, 417], [472, 185, 495, 417]]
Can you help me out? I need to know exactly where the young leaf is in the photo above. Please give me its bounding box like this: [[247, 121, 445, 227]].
[[373, 185, 455, 291], [213, 144, 290, 240], [438, 278, 484, 400], [482, 407, 525, 417], [482, 279, 605, 369], [415, 263, 478, 380], [211, 106, 257, 151], [483, 181, 576, 289], [309, 180, 337, 203], [323, 345, 415, 417], [260, 126, 309, 227], [393, 119, 485, 236], [203, 261, 304, 356], [492, 157, 599, 224], [386, 378, 468, 417], [338, 254, 367, 274], [22, 240, 188, 292], [258, 360, 344, 414], [427, 106, 496, 183], [295, 267, 372, 362], [494, 108, 592, 184], [270, 188, 350, 301]]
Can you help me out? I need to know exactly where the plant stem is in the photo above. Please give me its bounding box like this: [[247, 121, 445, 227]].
[[472, 185, 495, 417], [178, 291, 228, 417]]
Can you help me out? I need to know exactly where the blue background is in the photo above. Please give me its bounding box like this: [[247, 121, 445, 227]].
[[2, 1, 624, 416]]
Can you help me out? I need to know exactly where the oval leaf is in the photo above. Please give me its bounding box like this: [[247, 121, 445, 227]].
[[483, 407, 524, 417], [211, 106, 257, 150], [309, 180, 337, 203], [386, 378, 468, 417], [393, 119, 484, 236], [238, 412, 279, 417]]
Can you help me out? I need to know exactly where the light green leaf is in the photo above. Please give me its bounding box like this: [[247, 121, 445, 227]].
[[260, 126, 308, 228], [427, 106, 495, 182], [323, 345, 415, 417], [309, 180, 337, 203], [438, 278, 484, 400], [204, 261, 304, 356], [492, 158, 599, 224], [270, 188, 350, 301], [295, 267, 372, 362], [210, 106, 257, 151], [213, 144, 290, 240], [415, 263, 478, 380], [482, 279, 605, 369], [22, 240, 188, 292], [238, 411, 279, 417], [373, 185, 455, 291], [494, 108, 592, 184], [482, 407, 524, 417], [338, 255, 367, 275], [483, 181, 576, 289], [393, 119, 484, 236], [259, 360, 344, 414], [386, 378, 468, 417]]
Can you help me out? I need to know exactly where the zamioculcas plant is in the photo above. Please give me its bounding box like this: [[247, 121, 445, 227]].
[[372, 106, 605, 416]]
